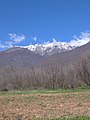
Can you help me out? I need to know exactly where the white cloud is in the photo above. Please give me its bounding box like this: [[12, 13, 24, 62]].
[[31, 36, 37, 41], [70, 32, 90, 46], [5, 33, 25, 47], [0, 31, 90, 50], [8, 33, 25, 44], [0, 42, 8, 48], [5, 41, 13, 48], [52, 38, 57, 43], [41, 32, 90, 48], [0, 33, 26, 49], [49, 32, 90, 46]]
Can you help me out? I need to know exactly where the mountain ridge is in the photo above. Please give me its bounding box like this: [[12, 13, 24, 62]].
[[20, 40, 90, 56], [0, 41, 90, 69]]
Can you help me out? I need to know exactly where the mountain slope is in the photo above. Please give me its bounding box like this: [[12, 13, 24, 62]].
[[0, 47, 44, 68], [0, 42, 90, 69], [36, 42, 90, 68]]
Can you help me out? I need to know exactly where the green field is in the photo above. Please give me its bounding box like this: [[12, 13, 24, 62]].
[[0, 87, 90, 96], [0, 88, 90, 120]]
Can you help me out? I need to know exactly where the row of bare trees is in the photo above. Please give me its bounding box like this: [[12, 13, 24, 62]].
[[0, 56, 90, 91]]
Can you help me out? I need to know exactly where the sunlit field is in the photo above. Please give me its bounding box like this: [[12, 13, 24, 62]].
[[0, 88, 90, 120]]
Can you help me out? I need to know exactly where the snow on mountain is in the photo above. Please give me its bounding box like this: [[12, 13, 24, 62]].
[[21, 40, 89, 56], [20, 32, 90, 56]]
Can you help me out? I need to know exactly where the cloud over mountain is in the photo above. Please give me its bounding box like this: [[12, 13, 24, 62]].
[[9, 33, 25, 43], [22, 32, 90, 56], [0, 32, 90, 54], [0, 33, 26, 49], [5, 33, 25, 47], [70, 32, 90, 46]]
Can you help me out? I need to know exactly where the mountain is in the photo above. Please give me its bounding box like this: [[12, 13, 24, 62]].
[[37, 41, 90, 68], [22, 40, 90, 56], [0, 41, 90, 69], [0, 47, 44, 68], [0, 42, 90, 90]]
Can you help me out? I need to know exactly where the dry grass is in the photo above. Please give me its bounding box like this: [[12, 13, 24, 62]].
[[0, 90, 90, 120]]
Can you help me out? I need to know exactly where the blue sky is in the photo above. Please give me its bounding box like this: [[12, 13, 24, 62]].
[[0, 0, 90, 50]]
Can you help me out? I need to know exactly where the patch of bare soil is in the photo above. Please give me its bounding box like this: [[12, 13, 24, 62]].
[[0, 92, 90, 120]]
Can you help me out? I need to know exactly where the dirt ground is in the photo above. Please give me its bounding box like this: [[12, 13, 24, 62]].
[[0, 91, 90, 120]]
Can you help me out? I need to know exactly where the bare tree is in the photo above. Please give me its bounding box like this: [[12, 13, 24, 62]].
[[77, 56, 90, 88]]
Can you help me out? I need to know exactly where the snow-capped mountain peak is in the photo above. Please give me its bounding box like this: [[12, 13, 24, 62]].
[[20, 32, 90, 56], [22, 39, 90, 56]]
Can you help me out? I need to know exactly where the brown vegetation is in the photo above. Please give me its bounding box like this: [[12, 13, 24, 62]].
[[0, 91, 90, 120], [0, 55, 90, 91]]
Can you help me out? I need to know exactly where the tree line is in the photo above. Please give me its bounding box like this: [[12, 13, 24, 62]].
[[0, 56, 90, 91]]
